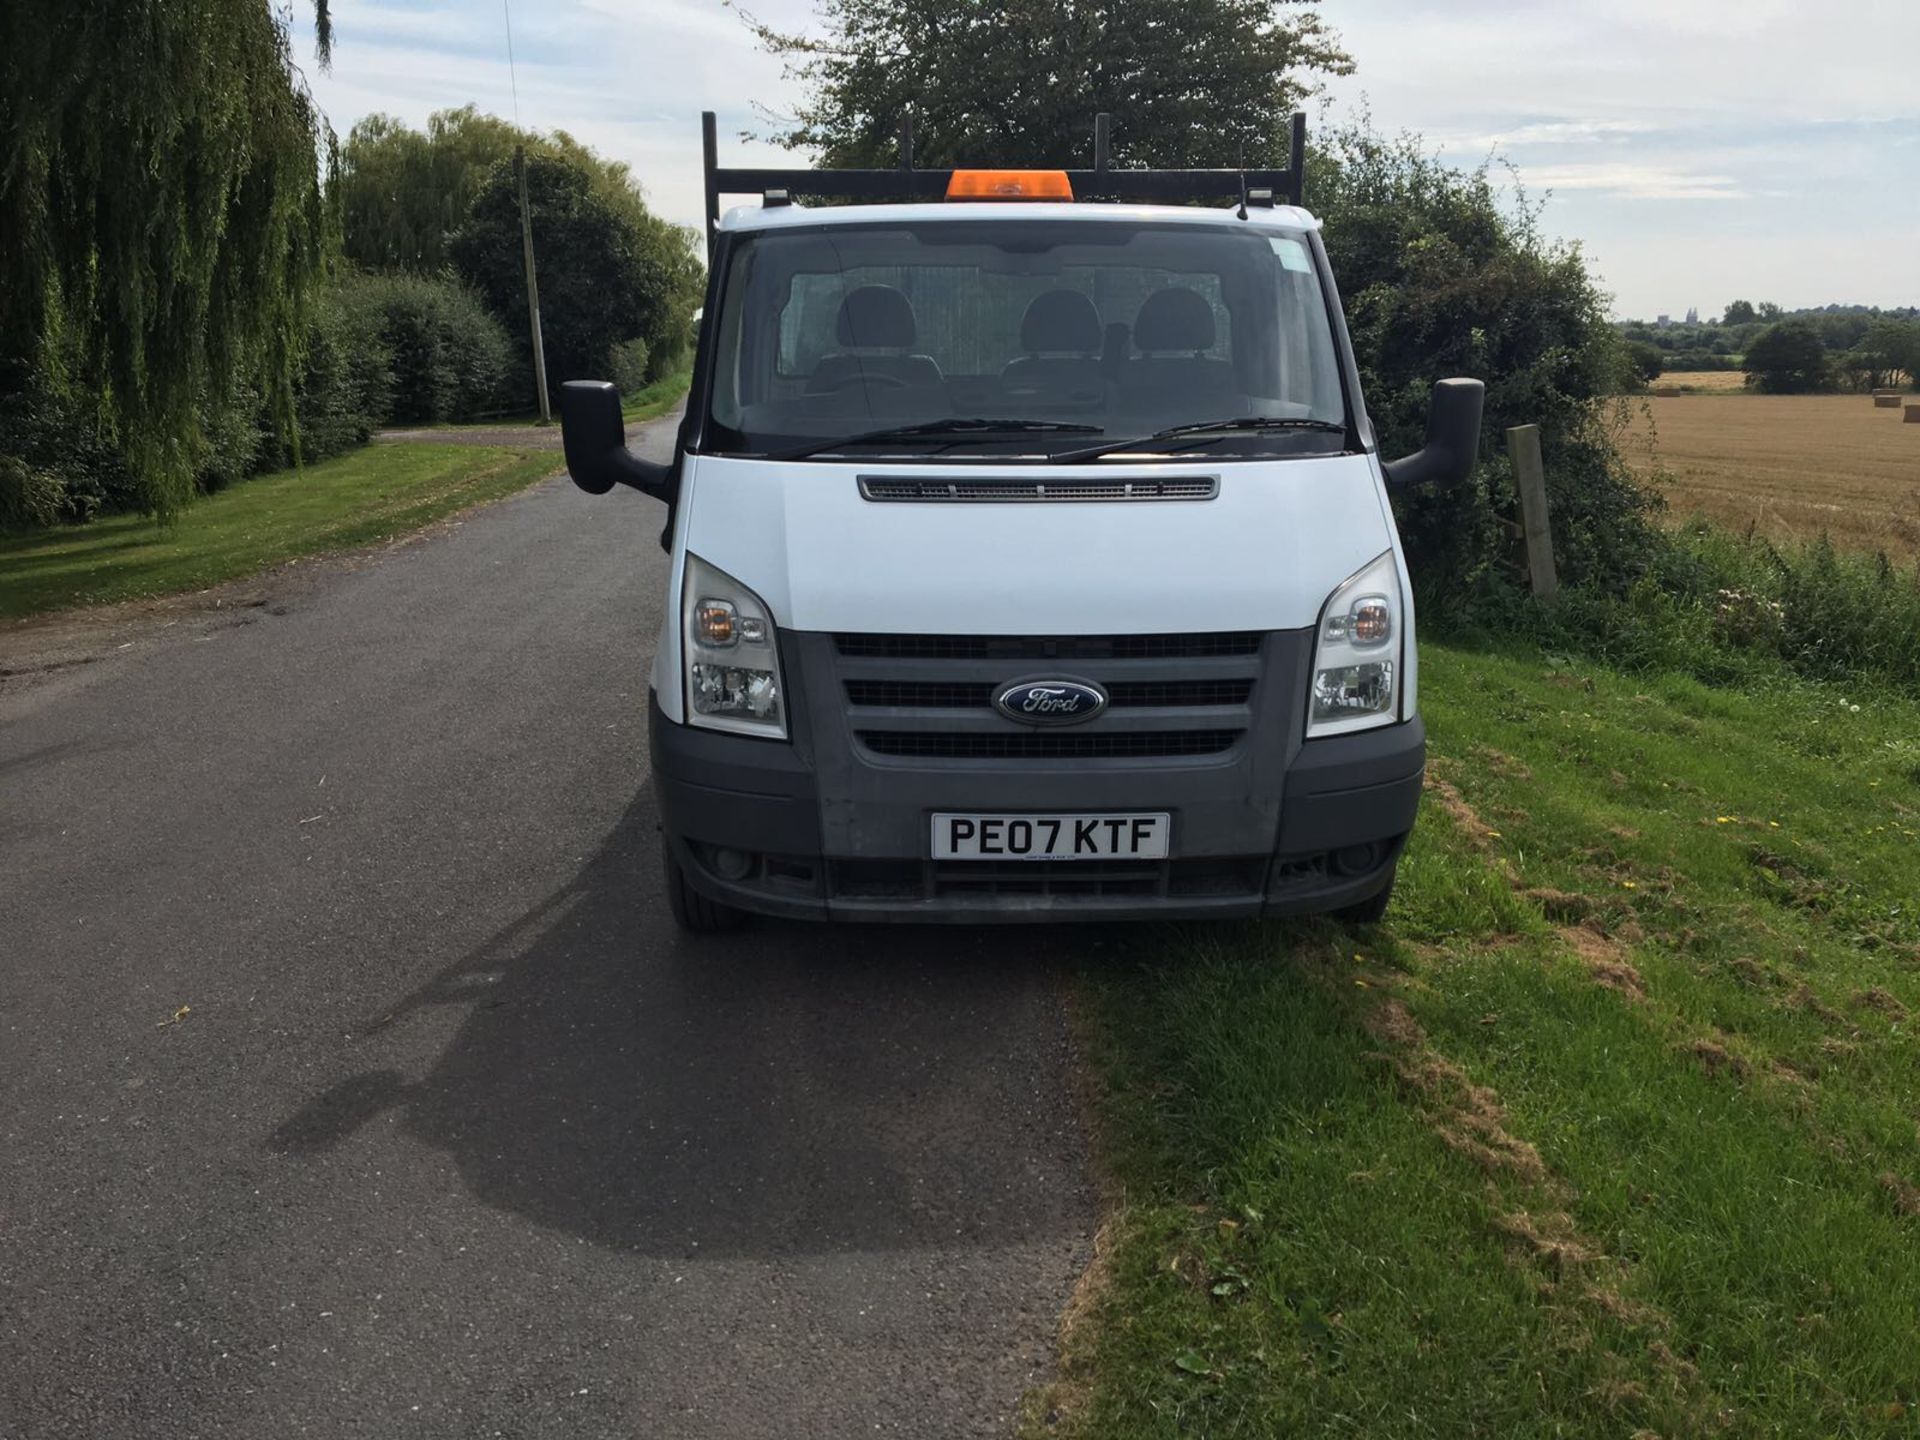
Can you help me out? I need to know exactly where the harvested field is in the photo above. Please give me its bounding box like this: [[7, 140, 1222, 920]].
[[1654, 369, 1749, 394], [1620, 392, 1920, 559]]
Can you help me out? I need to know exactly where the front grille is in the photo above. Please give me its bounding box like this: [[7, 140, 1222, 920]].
[[1109, 679, 1254, 707], [829, 629, 1264, 770], [844, 677, 1254, 710], [835, 632, 1261, 661], [859, 730, 1240, 760], [859, 475, 1218, 503], [846, 680, 990, 709]]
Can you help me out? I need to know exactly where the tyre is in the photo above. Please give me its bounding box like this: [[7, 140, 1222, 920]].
[[1332, 868, 1396, 926], [664, 847, 747, 933]]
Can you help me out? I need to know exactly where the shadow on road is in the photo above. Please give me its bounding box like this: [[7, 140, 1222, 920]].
[[269, 786, 1092, 1258]]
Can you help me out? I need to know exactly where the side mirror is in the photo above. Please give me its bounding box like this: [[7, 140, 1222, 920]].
[[1382, 378, 1484, 489], [560, 380, 673, 500]]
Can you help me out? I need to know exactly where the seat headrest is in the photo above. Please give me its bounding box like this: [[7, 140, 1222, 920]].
[[836, 285, 917, 349], [1019, 290, 1103, 354], [1134, 288, 1216, 352]]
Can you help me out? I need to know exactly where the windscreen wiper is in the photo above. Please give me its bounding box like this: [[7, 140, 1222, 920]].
[[1047, 416, 1349, 464], [769, 418, 1102, 461]]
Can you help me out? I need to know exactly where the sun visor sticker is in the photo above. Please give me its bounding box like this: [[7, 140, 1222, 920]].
[[1269, 237, 1313, 273]]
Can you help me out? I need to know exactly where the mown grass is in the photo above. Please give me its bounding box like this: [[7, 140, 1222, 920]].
[[0, 444, 555, 620], [1043, 642, 1920, 1437]]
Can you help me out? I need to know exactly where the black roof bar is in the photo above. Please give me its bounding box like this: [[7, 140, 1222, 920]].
[[700, 110, 1307, 256]]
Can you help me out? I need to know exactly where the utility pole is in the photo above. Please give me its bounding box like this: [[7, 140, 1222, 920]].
[[514, 144, 551, 423]]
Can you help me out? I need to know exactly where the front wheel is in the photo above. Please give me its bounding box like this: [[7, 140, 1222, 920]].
[[664, 847, 747, 933], [1332, 869, 1396, 926]]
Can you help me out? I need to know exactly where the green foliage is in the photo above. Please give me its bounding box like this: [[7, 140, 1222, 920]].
[[747, 0, 1351, 168], [334, 108, 702, 380], [0, 351, 127, 526], [192, 375, 268, 494], [0, 454, 64, 530], [342, 111, 703, 391], [338, 107, 674, 273], [1855, 317, 1919, 389], [450, 153, 681, 386], [1310, 125, 1660, 605], [1617, 307, 1915, 391], [1623, 339, 1664, 386], [607, 337, 653, 397], [1469, 524, 1920, 696], [274, 284, 395, 467], [0, 0, 331, 518], [1658, 349, 1743, 372], [342, 272, 513, 425], [1745, 319, 1833, 393], [338, 106, 537, 273], [0, 274, 409, 527]]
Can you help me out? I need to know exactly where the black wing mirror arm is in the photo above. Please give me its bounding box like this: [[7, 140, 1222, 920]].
[[1382, 378, 1485, 489], [560, 380, 674, 501]]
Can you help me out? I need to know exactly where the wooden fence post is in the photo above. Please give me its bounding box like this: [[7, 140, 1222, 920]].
[[1507, 424, 1558, 602]]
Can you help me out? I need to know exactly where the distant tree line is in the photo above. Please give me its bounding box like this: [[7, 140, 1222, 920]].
[[1616, 303, 1919, 394], [0, 6, 701, 531]]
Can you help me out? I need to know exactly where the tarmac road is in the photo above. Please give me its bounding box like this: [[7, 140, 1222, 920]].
[[0, 411, 1096, 1439]]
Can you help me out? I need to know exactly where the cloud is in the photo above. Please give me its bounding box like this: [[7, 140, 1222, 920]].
[[1517, 163, 1747, 201], [1467, 119, 1659, 148]]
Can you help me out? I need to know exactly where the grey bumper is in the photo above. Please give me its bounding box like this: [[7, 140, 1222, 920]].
[[649, 628, 1423, 923]]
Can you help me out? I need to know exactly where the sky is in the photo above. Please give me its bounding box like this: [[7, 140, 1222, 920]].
[[305, 0, 1920, 321]]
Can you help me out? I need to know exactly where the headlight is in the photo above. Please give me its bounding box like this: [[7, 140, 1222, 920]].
[[683, 553, 787, 738], [1307, 550, 1402, 738]]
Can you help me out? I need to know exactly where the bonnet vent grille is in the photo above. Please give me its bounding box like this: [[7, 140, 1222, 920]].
[[858, 475, 1218, 503]]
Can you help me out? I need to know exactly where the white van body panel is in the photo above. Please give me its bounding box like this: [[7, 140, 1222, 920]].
[[652, 451, 1396, 724], [1364, 449, 1418, 721]]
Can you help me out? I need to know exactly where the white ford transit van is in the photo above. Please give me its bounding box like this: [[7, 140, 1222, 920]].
[[561, 112, 1482, 930]]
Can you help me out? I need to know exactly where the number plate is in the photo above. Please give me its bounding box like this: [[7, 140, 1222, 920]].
[[931, 813, 1171, 861]]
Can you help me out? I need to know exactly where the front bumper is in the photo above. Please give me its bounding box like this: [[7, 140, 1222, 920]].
[[649, 688, 1424, 924]]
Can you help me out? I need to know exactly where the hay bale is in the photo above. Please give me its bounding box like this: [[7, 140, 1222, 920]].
[[1874, 394, 1902, 408], [1906, 404, 1920, 424]]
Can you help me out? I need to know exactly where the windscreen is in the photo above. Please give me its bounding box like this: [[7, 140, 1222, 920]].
[[704, 219, 1348, 460]]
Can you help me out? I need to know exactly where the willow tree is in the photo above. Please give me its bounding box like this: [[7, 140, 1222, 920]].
[[0, 1, 336, 517]]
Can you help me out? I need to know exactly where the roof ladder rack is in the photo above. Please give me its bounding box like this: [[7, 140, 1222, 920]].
[[700, 110, 1306, 255]]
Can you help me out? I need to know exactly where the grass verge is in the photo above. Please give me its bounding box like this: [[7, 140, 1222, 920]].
[[622, 367, 693, 423], [391, 369, 691, 431], [1040, 641, 1920, 1437], [0, 444, 555, 621]]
